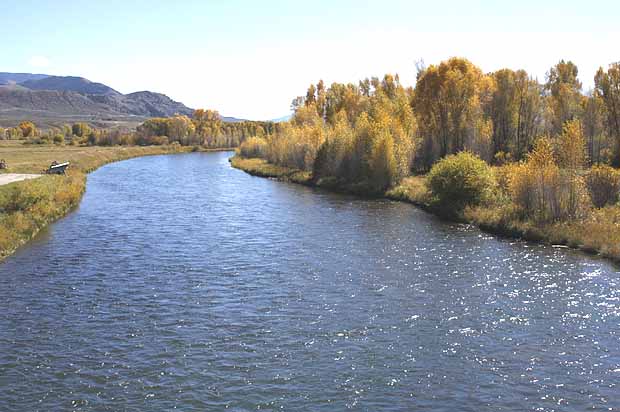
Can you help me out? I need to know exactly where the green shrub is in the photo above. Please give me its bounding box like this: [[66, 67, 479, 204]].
[[427, 151, 495, 211], [53, 134, 65, 145], [586, 165, 620, 208]]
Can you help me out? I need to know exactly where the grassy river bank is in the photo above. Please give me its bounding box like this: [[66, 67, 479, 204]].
[[231, 155, 620, 264], [0, 141, 201, 261]]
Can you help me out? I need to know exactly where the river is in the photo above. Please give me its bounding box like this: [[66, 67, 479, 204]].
[[1, 151, 619, 411]]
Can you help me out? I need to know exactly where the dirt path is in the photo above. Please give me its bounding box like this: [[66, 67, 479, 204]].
[[0, 173, 42, 186]]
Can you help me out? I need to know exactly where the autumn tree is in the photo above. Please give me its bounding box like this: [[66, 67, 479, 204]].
[[324, 82, 365, 124], [513, 70, 543, 158], [582, 94, 607, 164], [594, 63, 620, 164], [137, 118, 168, 140], [166, 115, 196, 144], [316, 80, 327, 120], [305, 84, 317, 106], [6, 127, 22, 139], [545, 60, 583, 134], [485, 69, 542, 161], [359, 78, 371, 97], [557, 119, 587, 170], [276, 73, 415, 191], [413, 57, 492, 168], [487, 69, 516, 156], [62, 124, 72, 137], [193, 109, 223, 145], [72, 122, 91, 138], [18, 121, 37, 138]]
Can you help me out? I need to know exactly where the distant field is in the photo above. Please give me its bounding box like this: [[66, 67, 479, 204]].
[[0, 140, 186, 173], [0, 112, 146, 130]]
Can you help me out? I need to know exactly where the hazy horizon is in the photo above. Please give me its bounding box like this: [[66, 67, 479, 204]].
[[3, 0, 619, 120]]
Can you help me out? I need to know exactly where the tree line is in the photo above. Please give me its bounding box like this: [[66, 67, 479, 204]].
[[239, 57, 620, 195], [135, 110, 275, 148], [0, 109, 275, 149]]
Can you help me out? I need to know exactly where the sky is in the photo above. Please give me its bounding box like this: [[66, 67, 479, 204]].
[[1, 0, 619, 120]]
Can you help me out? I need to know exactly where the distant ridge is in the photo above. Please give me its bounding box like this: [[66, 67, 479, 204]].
[[20, 75, 121, 96], [0, 72, 249, 126], [0, 72, 49, 85]]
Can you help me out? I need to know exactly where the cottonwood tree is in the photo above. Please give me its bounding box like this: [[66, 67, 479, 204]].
[[582, 93, 607, 164], [413, 57, 492, 168], [316, 80, 327, 120], [594, 63, 620, 164], [557, 119, 588, 170], [545, 60, 583, 134], [167, 115, 196, 144], [193, 109, 222, 145], [18, 121, 37, 138], [513, 70, 543, 159], [72, 122, 90, 138], [485, 69, 542, 161], [324, 82, 364, 124]]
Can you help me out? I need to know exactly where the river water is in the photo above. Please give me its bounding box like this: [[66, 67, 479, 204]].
[[1, 152, 619, 411]]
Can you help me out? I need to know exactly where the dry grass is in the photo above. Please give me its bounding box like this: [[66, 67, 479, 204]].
[[465, 202, 620, 262], [386, 176, 431, 206], [0, 140, 189, 174], [230, 156, 312, 184]]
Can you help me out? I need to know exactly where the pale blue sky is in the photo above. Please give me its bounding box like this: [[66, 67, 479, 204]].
[[2, 0, 619, 119]]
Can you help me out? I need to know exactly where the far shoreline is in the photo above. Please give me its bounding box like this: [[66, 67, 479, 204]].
[[230, 155, 620, 267]]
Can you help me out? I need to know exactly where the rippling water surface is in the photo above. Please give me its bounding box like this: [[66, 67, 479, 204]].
[[1, 152, 619, 411]]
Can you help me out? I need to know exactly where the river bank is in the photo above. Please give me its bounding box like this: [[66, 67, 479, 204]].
[[0, 142, 227, 261], [231, 155, 620, 264]]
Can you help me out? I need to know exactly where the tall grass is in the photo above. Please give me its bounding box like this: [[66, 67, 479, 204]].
[[0, 174, 84, 259]]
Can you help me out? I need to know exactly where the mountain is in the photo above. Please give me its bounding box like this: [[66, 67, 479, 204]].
[[0, 86, 111, 114], [0, 72, 49, 85], [87, 91, 193, 117], [20, 76, 121, 96], [0, 72, 251, 128], [0, 73, 198, 127]]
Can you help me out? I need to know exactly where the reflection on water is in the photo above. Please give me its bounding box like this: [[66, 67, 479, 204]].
[[1, 152, 619, 411]]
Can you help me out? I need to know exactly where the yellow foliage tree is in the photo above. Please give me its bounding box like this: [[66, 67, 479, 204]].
[[594, 63, 620, 164], [18, 121, 37, 138], [545, 60, 583, 134], [413, 57, 492, 168], [557, 119, 587, 170]]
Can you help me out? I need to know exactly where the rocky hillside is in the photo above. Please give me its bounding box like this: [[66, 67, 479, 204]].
[[19, 76, 121, 96], [0, 72, 49, 85], [0, 73, 194, 121]]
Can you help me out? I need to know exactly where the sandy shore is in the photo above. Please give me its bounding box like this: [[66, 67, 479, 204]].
[[0, 173, 42, 186]]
